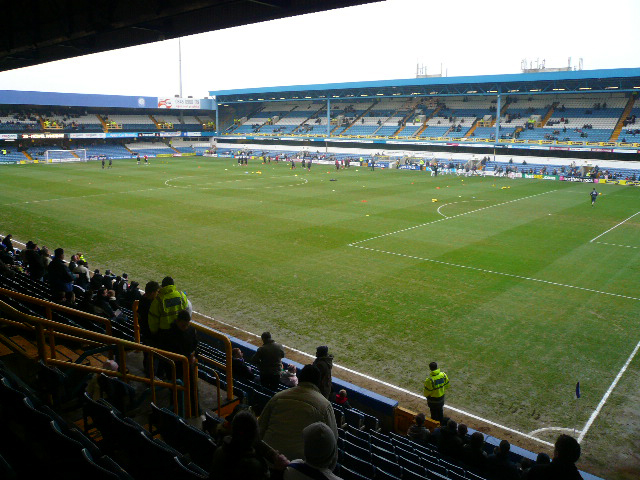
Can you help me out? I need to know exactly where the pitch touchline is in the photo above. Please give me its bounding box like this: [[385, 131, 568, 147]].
[[193, 310, 553, 447], [350, 190, 557, 246], [589, 211, 640, 243]]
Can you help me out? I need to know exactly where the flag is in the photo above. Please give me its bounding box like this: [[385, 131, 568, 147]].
[[575, 382, 581, 399]]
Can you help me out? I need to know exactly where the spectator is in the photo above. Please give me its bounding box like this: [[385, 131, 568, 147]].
[[334, 389, 351, 409], [258, 364, 338, 461], [164, 310, 198, 378], [48, 248, 77, 293], [73, 260, 91, 290], [232, 348, 255, 382], [524, 434, 582, 479], [90, 269, 104, 290], [457, 423, 469, 443], [280, 364, 298, 388], [1, 234, 14, 255], [120, 281, 141, 309], [313, 345, 333, 399], [24, 241, 45, 281], [462, 431, 488, 473], [137, 281, 159, 343], [407, 412, 430, 444], [93, 287, 117, 319], [137, 280, 160, 375], [487, 439, 520, 480], [284, 422, 341, 480], [211, 410, 289, 480], [148, 276, 190, 348], [251, 332, 285, 391], [439, 419, 463, 459], [39, 246, 51, 269]]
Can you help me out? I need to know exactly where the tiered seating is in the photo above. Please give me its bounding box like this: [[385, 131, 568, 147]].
[[124, 142, 173, 156], [85, 144, 133, 159], [104, 115, 155, 131], [0, 113, 40, 132], [0, 149, 27, 163]]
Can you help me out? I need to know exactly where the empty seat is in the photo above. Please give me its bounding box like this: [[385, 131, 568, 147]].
[[372, 453, 403, 478], [341, 452, 375, 479]]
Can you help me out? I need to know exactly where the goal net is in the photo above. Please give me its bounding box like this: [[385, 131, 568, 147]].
[[44, 149, 87, 163]]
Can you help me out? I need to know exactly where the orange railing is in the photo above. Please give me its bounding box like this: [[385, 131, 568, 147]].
[[132, 300, 235, 407], [0, 296, 194, 417]]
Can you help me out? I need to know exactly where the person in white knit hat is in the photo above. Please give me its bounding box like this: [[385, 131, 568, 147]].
[[284, 422, 342, 480]]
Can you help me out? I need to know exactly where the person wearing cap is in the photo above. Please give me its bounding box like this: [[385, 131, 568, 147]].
[[147, 276, 190, 346], [284, 422, 342, 480], [259, 364, 338, 461], [250, 331, 285, 390], [423, 361, 449, 422], [312, 345, 333, 399]]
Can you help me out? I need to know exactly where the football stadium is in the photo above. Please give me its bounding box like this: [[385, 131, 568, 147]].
[[0, 2, 638, 480]]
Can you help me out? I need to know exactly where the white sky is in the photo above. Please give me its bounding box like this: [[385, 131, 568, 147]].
[[1, 0, 639, 99]]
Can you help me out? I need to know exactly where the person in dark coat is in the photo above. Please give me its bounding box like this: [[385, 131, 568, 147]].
[[524, 434, 583, 480], [312, 345, 333, 399], [232, 348, 255, 381], [250, 332, 285, 390], [165, 309, 198, 378], [1, 234, 14, 255], [24, 241, 45, 281], [487, 440, 520, 480], [462, 431, 488, 473], [47, 248, 77, 293]]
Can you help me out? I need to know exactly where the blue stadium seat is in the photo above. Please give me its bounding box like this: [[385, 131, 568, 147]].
[[340, 465, 370, 480], [341, 452, 375, 479], [171, 456, 209, 480], [371, 453, 403, 478], [343, 440, 372, 463]]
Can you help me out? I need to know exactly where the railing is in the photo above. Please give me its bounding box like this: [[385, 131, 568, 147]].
[[0, 296, 194, 417], [132, 300, 234, 405], [0, 287, 112, 336]]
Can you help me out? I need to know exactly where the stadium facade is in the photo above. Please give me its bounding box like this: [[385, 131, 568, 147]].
[[211, 68, 640, 162]]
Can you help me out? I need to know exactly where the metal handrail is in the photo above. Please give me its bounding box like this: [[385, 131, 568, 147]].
[[132, 299, 235, 402], [0, 287, 113, 336], [0, 298, 193, 417]]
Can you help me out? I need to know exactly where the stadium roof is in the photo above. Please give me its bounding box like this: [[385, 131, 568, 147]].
[[1, 0, 379, 73], [211, 67, 640, 102]]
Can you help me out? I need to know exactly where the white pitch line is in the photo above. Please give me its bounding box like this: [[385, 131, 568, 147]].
[[594, 241, 639, 249], [350, 245, 640, 302], [0, 186, 171, 207], [578, 339, 640, 443], [350, 190, 557, 246], [193, 310, 553, 447], [589, 211, 640, 243], [436, 200, 486, 218], [164, 175, 308, 189], [528, 426, 579, 436]]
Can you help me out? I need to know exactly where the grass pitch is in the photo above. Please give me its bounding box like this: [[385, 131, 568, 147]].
[[1, 156, 639, 477]]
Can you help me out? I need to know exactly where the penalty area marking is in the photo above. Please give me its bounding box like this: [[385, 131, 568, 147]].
[[589, 211, 640, 244], [192, 309, 554, 448], [349, 189, 557, 246]]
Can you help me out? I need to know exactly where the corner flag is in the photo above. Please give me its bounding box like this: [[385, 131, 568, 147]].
[[575, 382, 581, 399]]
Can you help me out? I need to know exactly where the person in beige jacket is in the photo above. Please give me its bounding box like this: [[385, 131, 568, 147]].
[[258, 364, 338, 461]]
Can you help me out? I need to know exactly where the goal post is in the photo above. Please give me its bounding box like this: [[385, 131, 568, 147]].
[[44, 149, 87, 163]]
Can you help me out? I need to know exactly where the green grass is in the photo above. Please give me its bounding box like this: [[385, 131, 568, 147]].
[[1, 156, 639, 477]]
